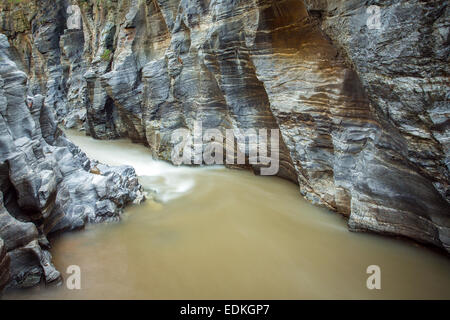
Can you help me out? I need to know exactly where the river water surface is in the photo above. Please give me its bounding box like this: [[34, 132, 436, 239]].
[[6, 130, 450, 299]]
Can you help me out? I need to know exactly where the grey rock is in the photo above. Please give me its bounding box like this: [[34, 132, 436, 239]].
[[0, 30, 144, 290], [60, 29, 88, 129], [0, 0, 449, 255], [0, 238, 10, 294], [304, 0, 450, 202]]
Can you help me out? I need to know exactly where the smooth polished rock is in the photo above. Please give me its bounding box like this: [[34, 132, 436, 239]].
[[0, 0, 448, 253], [304, 0, 450, 202], [0, 31, 144, 291]]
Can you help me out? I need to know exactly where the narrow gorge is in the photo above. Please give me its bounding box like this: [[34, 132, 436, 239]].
[[0, 0, 449, 298]]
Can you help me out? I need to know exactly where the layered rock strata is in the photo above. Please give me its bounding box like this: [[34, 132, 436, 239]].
[[304, 0, 450, 204], [0, 0, 449, 254], [0, 238, 9, 294], [0, 33, 143, 291]]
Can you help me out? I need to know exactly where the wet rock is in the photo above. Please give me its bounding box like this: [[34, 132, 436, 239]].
[[0, 32, 144, 290], [7, 240, 60, 289], [0, 0, 449, 254]]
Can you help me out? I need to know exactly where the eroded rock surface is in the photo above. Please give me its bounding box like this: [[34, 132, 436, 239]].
[[0, 238, 9, 294], [0, 0, 449, 254], [305, 0, 450, 204], [0, 33, 143, 291]]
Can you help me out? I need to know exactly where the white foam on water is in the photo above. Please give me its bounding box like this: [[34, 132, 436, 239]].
[[65, 130, 221, 202]]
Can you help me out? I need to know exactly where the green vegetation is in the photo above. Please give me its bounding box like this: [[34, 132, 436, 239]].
[[101, 49, 112, 61]]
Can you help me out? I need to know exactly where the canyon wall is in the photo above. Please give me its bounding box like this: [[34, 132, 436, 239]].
[[305, 0, 449, 206], [0, 0, 448, 280], [0, 32, 143, 292]]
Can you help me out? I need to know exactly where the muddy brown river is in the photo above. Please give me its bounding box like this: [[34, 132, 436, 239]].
[[5, 130, 450, 299]]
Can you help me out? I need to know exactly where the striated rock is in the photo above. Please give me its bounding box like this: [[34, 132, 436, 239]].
[[247, 0, 450, 249], [304, 0, 450, 202], [0, 32, 143, 291], [0, 0, 449, 254], [0, 238, 10, 293], [60, 27, 88, 129]]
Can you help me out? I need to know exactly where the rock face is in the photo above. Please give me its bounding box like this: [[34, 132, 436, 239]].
[[0, 33, 143, 291], [0, 0, 449, 255], [0, 238, 10, 294], [304, 0, 450, 205]]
